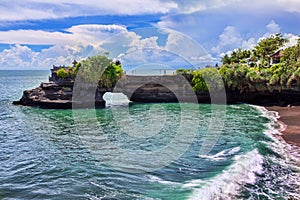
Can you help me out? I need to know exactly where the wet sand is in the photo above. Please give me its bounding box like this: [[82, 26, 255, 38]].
[[266, 106, 300, 147]]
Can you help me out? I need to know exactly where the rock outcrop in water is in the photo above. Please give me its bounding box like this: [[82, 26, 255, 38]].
[[13, 66, 109, 109], [13, 65, 300, 109]]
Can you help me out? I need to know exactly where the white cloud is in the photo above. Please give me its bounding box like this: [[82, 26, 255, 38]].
[[0, 0, 299, 23], [0, 0, 178, 21], [211, 26, 243, 54], [0, 44, 94, 69], [0, 24, 131, 69], [0, 30, 74, 45], [0, 2, 59, 21], [0, 26, 171, 69], [283, 33, 299, 47], [0, 0, 252, 22], [258, 20, 282, 41], [174, 0, 207, 14], [266, 20, 281, 34], [0, 24, 127, 46], [170, 0, 292, 15], [2, 0, 297, 23], [0, 45, 38, 68], [111, 35, 164, 68], [0, 25, 212, 70], [212, 20, 293, 58], [0, 19, 298, 69], [156, 0, 296, 44], [241, 38, 256, 50], [66, 24, 127, 45], [277, 0, 300, 13], [128, 36, 160, 51], [97, 28, 211, 68], [170, 0, 250, 14], [100, 29, 185, 69], [164, 29, 210, 66]]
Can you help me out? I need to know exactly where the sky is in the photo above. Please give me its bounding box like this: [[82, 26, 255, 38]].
[[0, 0, 300, 70]]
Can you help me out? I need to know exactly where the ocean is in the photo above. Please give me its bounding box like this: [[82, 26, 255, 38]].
[[0, 70, 299, 200]]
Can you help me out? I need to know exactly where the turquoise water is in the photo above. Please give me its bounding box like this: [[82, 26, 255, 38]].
[[0, 70, 300, 199]]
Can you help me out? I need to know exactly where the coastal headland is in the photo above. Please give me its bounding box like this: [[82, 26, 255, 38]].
[[13, 65, 300, 109]]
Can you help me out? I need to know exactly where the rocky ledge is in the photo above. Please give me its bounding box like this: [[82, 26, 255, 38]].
[[13, 82, 72, 109], [13, 81, 113, 109], [13, 66, 110, 109]]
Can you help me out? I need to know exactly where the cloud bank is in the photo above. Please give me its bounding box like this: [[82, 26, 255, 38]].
[[1, 0, 300, 23], [0, 1, 299, 69]]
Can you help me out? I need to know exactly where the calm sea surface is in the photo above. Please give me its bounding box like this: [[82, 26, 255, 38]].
[[0, 70, 299, 199]]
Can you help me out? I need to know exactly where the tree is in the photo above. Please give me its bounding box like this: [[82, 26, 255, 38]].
[[253, 33, 288, 67], [221, 54, 232, 65], [287, 65, 300, 88], [246, 67, 268, 92], [218, 34, 300, 92], [99, 61, 123, 88], [74, 54, 124, 88], [221, 49, 251, 65], [192, 68, 224, 92], [281, 37, 300, 69], [192, 70, 208, 91]]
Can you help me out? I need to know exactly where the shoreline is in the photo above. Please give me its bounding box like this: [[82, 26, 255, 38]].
[[266, 106, 300, 147]]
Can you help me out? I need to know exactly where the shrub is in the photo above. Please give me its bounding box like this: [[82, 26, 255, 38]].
[[192, 68, 224, 92], [56, 68, 68, 79], [176, 68, 194, 75]]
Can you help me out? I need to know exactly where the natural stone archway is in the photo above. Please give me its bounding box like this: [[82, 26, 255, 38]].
[[113, 75, 198, 104]]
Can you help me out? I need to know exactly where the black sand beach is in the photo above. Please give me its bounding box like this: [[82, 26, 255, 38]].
[[267, 106, 300, 146]]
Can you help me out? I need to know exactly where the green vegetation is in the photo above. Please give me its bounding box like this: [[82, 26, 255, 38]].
[[176, 68, 195, 75], [56, 68, 69, 79], [56, 54, 123, 88], [222, 34, 288, 67], [56, 62, 81, 80], [177, 34, 300, 93], [192, 68, 224, 92], [253, 34, 288, 67]]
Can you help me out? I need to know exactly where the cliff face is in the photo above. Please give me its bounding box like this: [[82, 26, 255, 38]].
[[226, 90, 300, 106], [14, 82, 73, 109], [13, 66, 300, 109]]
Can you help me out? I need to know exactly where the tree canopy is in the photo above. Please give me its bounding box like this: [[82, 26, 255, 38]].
[[178, 34, 300, 93], [56, 54, 123, 88], [222, 33, 288, 68]]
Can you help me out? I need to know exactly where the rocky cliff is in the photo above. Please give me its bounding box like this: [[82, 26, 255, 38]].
[[13, 66, 109, 109]]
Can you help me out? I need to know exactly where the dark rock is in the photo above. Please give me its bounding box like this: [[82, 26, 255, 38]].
[[13, 65, 106, 109]]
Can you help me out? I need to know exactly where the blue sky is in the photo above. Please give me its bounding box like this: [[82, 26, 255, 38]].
[[0, 0, 300, 69]]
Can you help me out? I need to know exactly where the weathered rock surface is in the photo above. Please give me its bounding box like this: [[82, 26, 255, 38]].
[[13, 66, 107, 109]]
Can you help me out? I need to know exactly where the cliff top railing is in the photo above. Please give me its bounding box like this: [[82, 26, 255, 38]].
[[124, 69, 176, 76]]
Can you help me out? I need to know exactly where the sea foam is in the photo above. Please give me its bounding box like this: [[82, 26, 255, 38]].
[[251, 105, 300, 198], [198, 146, 241, 161], [185, 149, 264, 200]]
